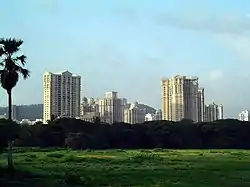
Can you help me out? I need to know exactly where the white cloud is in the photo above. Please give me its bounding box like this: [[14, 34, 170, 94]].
[[156, 13, 250, 35]]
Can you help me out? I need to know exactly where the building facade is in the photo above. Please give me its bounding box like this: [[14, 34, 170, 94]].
[[204, 102, 223, 122], [43, 70, 81, 123], [197, 87, 205, 122], [98, 91, 124, 124], [217, 104, 224, 120], [123, 102, 146, 124], [124, 103, 139, 124], [80, 97, 99, 122], [155, 109, 162, 120], [161, 75, 199, 122], [238, 110, 250, 121]]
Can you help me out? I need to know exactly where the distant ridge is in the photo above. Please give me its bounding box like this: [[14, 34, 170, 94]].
[[0, 104, 43, 120], [128, 103, 156, 114]]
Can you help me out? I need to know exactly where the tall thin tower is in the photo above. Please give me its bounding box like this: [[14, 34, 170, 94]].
[[197, 87, 205, 122]]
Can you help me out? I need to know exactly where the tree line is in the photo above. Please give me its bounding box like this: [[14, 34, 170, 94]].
[[1, 118, 250, 150]]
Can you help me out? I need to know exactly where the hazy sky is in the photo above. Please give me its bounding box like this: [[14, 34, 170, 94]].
[[1, 0, 250, 117]]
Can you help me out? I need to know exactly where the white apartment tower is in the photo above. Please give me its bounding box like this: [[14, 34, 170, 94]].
[[217, 104, 224, 120], [98, 91, 124, 124], [123, 102, 146, 124], [124, 103, 139, 124], [204, 103, 217, 122], [204, 102, 223, 122], [43, 70, 81, 123], [238, 110, 250, 121], [161, 75, 199, 122], [197, 87, 205, 122]]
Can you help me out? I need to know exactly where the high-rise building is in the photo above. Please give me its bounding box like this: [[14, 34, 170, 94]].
[[123, 102, 146, 124], [98, 91, 124, 124], [80, 97, 99, 122], [204, 103, 217, 122], [217, 104, 224, 120], [204, 102, 223, 122], [197, 88, 205, 122], [155, 109, 162, 120], [238, 110, 250, 121], [161, 75, 199, 122], [124, 103, 139, 124], [43, 70, 81, 123]]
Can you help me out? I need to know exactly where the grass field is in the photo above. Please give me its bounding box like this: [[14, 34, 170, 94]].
[[0, 148, 250, 186]]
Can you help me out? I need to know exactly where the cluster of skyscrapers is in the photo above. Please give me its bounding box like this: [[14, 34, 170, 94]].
[[43, 70, 161, 124], [161, 75, 223, 122], [43, 71, 223, 124], [80, 92, 162, 124]]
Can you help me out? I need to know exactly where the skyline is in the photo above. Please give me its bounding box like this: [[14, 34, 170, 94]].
[[1, 1, 250, 118]]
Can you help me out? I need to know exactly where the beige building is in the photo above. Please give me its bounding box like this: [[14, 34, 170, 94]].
[[124, 102, 146, 124], [197, 87, 205, 122], [98, 91, 124, 124], [161, 75, 199, 122], [43, 70, 81, 123], [124, 103, 138, 124]]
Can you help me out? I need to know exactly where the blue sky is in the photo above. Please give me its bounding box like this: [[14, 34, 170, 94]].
[[1, 0, 250, 117]]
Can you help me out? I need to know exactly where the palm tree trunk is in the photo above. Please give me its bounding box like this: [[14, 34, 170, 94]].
[[7, 90, 14, 170]]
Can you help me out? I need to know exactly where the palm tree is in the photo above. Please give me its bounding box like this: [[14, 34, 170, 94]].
[[0, 38, 30, 170]]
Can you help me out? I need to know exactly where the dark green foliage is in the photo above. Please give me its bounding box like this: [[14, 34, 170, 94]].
[[5, 118, 250, 150], [0, 118, 249, 150], [0, 119, 20, 152], [0, 38, 30, 169], [0, 38, 30, 92]]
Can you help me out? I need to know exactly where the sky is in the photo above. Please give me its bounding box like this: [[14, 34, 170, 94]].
[[1, 0, 250, 118]]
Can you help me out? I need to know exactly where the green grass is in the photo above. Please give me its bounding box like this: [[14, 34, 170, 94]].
[[1, 148, 250, 186]]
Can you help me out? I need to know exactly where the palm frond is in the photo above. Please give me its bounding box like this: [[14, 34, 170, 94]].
[[0, 46, 4, 57], [14, 55, 27, 66], [0, 38, 23, 55], [0, 60, 4, 67], [0, 37, 30, 92], [15, 65, 30, 79]]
